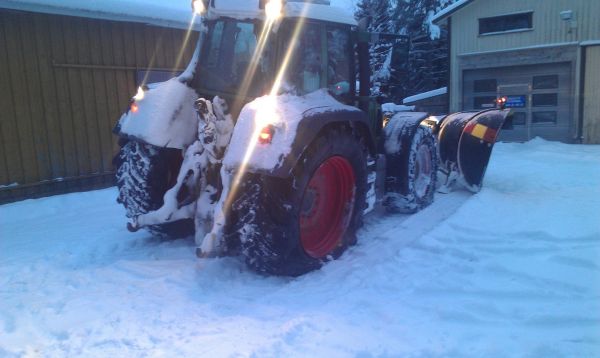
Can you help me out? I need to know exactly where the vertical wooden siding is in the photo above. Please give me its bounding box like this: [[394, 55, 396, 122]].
[[0, 10, 197, 203], [450, 0, 600, 56]]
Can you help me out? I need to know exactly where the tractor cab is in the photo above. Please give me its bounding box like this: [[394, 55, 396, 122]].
[[188, 0, 358, 115]]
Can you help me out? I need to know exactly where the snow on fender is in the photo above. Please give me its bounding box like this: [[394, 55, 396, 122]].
[[223, 89, 360, 173], [117, 78, 199, 149]]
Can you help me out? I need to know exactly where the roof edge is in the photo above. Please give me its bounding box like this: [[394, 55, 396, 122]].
[[0, 0, 198, 30], [432, 0, 476, 24], [403, 87, 448, 104]]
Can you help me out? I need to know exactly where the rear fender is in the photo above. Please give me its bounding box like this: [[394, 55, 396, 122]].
[[222, 90, 373, 179], [114, 78, 199, 149], [437, 109, 510, 191], [269, 110, 374, 178]]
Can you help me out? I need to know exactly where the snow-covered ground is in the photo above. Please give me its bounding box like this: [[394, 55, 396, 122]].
[[1, 139, 599, 357]]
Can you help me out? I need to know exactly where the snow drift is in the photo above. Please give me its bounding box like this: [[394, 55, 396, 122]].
[[1, 139, 599, 357]]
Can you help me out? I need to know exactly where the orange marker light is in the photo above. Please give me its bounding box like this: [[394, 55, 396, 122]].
[[130, 102, 139, 113], [495, 96, 508, 109], [258, 125, 274, 144]]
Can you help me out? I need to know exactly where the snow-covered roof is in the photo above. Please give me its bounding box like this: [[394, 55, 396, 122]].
[[206, 0, 356, 26], [0, 0, 356, 29], [403, 87, 448, 104], [431, 0, 476, 23], [286, 2, 356, 25], [581, 40, 600, 47], [0, 0, 196, 29], [381, 103, 415, 113]]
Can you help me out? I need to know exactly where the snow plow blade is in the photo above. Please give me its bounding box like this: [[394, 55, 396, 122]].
[[437, 109, 509, 192]]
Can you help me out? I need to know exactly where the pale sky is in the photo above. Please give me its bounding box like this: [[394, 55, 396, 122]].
[[331, 0, 357, 12]]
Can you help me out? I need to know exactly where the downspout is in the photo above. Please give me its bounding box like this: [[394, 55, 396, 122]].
[[577, 45, 587, 143]]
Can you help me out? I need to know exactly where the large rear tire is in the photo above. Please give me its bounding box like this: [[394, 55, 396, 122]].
[[114, 140, 194, 238], [238, 127, 368, 276]]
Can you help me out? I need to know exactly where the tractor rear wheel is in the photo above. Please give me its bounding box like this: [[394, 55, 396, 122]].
[[239, 127, 368, 276]]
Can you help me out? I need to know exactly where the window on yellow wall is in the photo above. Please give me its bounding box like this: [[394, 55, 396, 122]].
[[479, 12, 533, 35]]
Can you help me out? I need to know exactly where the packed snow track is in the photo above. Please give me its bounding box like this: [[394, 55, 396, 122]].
[[1, 139, 599, 357]]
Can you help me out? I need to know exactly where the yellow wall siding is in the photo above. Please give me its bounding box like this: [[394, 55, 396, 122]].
[[583, 46, 600, 144], [452, 0, 599, 54], [0, 10, 197, 203], [448, 0, 600, 113]]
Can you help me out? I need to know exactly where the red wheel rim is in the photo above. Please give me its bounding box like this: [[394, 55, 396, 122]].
[[300, 156, 356, 258]]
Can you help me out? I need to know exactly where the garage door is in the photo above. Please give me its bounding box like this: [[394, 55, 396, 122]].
[[463, 62, 573, 142]]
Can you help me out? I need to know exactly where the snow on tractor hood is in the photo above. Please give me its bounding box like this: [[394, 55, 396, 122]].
[[223, 89, 360, 173], [117, 78, 199, 149]]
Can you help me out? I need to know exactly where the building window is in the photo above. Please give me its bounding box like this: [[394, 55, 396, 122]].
[[479, 12, 533, 35], [511, 112, 527, 126], [532, 93, 558, 107], [532, 111, 557, 124], [533, 75, 558, 90], [474, 96, 497, 109], [474, 79, 497, 93]]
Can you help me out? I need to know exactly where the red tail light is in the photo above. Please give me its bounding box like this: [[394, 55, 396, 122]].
[[258, 125, 275, 144]]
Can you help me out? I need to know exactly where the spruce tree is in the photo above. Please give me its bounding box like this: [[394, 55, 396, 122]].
[[391, 0, 456, 99], [355, 0, 394, 97]]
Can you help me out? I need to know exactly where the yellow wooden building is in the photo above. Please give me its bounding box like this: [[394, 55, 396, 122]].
[[434, 0, 600, 143], [0, 2, 197, 203]]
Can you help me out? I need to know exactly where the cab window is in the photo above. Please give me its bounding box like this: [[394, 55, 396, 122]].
[[326, 26, 352, 97], [199, 20, 271, 95], [286, 23, 324, 94]]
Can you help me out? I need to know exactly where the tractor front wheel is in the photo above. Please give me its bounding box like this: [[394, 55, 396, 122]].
[[385, 126, 438, 213]]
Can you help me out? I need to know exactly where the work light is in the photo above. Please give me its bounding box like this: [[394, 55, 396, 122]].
[[265, 0, 283, 20], [191, 0, 207, 15]]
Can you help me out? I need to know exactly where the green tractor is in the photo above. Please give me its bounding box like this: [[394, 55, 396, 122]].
[[113, 0, 509, 276]]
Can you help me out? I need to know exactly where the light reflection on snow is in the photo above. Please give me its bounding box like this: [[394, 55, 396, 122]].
[[133, 86, 145, 101]]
